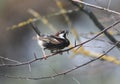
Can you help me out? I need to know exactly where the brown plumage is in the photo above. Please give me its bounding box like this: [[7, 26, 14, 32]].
[[31, 22, 70, 58]]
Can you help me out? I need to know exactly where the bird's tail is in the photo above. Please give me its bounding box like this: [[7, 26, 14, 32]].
[[31, 22, 41, 36]]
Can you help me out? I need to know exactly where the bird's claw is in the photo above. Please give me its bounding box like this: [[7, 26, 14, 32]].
[[43, 55, 48, 60]]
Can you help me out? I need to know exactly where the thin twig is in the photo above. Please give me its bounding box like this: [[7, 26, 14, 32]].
[[0, 41, 119, 80], [70, 0, 120, 48], [73, 0, 120, 15], [0, 19, 120, 67], [7, 0, 120, 30], [0, 56, 21, 64], [107, 0, 112, 9]]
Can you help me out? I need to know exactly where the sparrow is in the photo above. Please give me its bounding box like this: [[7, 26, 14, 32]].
[[31, 22, 70, 59]]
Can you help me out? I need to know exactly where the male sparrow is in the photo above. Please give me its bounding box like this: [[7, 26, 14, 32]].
[[31, 22, 70, 58]]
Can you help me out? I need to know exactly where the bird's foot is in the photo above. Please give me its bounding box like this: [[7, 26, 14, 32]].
[[43, 55, 48, 60]]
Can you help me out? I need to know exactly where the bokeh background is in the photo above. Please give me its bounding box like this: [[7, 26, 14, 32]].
[[0, 0, 120, 84]]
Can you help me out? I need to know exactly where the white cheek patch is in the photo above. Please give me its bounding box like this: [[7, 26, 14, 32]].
[[59, 33, 64, 39]]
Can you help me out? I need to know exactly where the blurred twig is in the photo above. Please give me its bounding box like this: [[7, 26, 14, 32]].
[[7, 8, 80, 30], [1, 0, 120, 80], [7, 0, 120, 31], [1, 19, 120, 67], [0, 41, 119, 80], [55, 0, 81, 42], [70, 0, 120, 48], [73, 0, 120, 15], [28, 9, 57, 32], [0, 56, 22, 64]]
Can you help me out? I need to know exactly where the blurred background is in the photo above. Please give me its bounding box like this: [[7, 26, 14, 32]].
[[0, 0, 120, 84]]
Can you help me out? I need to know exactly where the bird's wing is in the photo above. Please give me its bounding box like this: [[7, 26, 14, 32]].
[[39, 36, 62, 44]]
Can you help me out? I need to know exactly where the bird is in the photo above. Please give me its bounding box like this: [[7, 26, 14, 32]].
[[31, 22, 70, 59]]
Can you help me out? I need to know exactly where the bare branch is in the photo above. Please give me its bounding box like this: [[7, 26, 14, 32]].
[[28, 64, 32, 72], [1, 41, 119, 80], [107, 0, 112, 9], [69, 0, 120, 48], [73, 0, 120, 15], [0, 19, 120, 67], [0, 56, 21, 64], [72, 77, 81, 84]]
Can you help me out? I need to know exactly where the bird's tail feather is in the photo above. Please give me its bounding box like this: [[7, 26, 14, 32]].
[[31, 22, 41, 36]]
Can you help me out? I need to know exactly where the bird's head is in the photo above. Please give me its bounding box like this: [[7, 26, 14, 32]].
[[55, 30, 68, 39]]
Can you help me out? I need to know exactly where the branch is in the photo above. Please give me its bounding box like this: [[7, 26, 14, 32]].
[[1, 19, 120, 67], [73, 0, 120, 15], [1, 41, 119, 80], [0, 56, 22, 64], [70, 0, 120, 48]]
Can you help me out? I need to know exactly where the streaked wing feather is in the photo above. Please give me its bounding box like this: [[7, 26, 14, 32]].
[[49, 37, 61, 44], [38, 36, 61, 44]]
